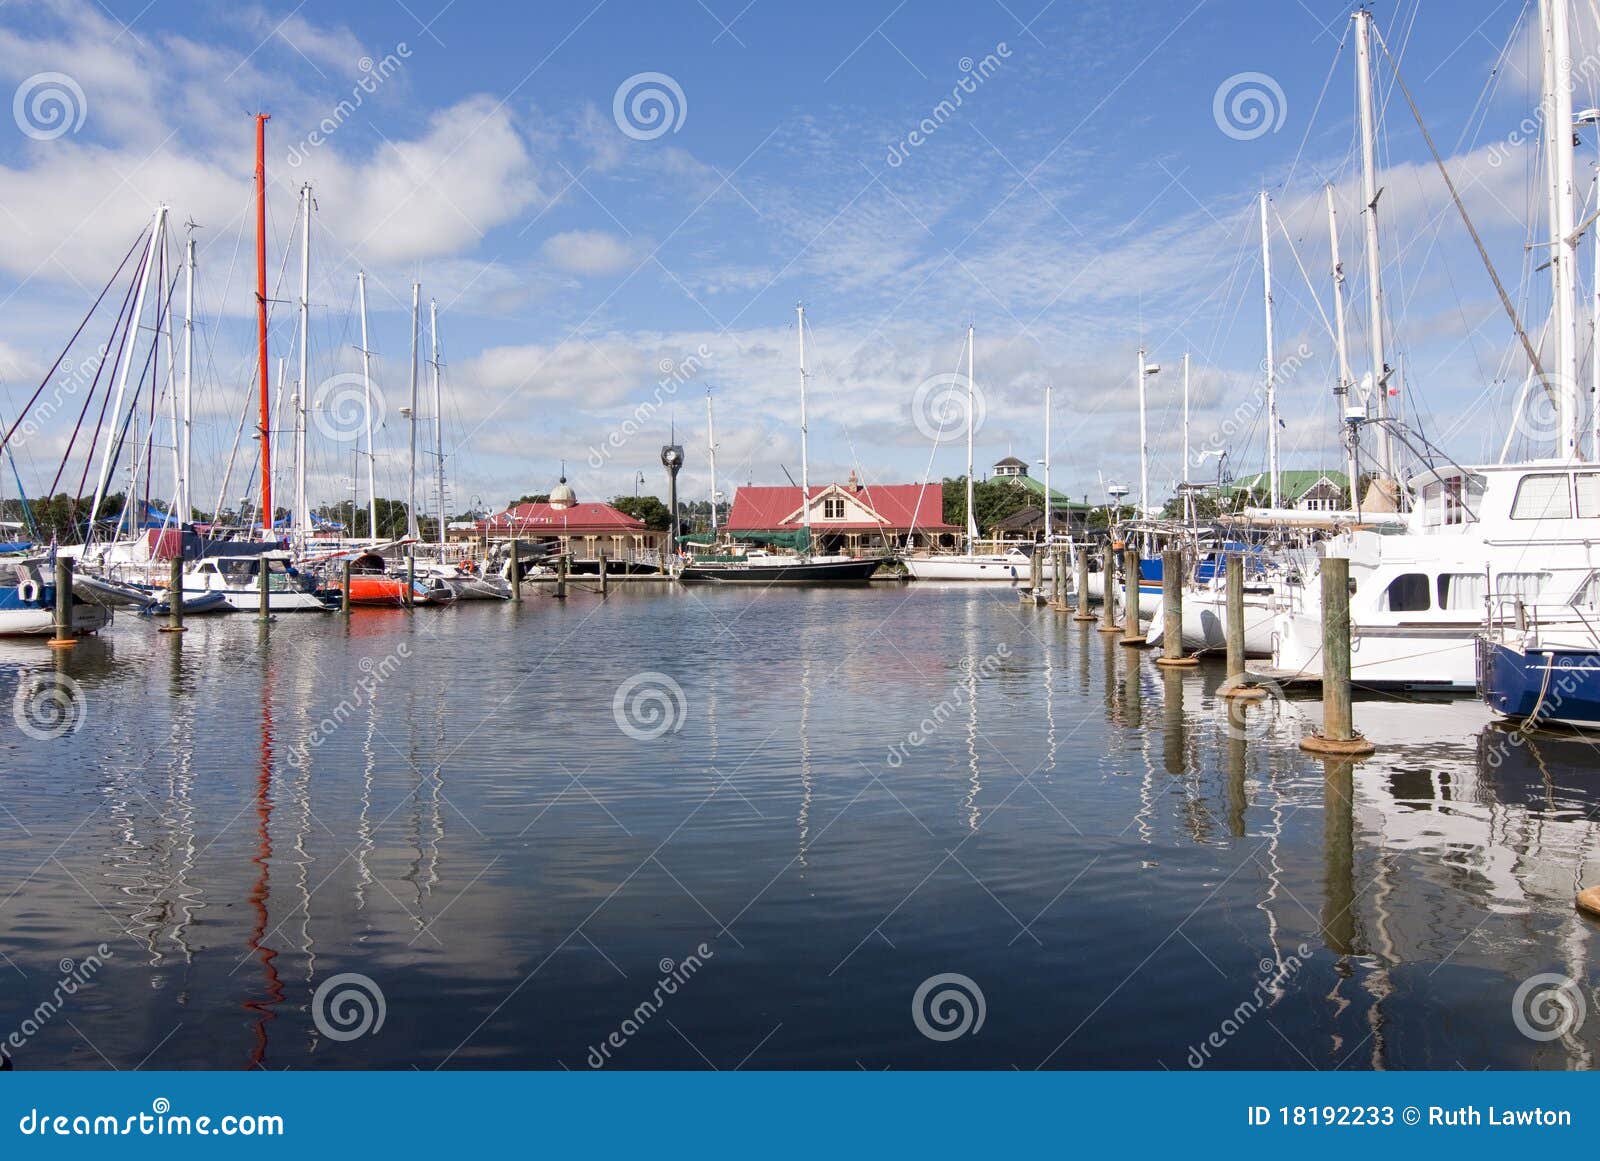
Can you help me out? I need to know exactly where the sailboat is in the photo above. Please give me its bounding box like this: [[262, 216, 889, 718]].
[[904, 326, 1052, 582], [680, 304, 890, 584]]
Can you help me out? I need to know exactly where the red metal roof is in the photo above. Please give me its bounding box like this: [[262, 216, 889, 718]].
[[725, 483, 955, 532], [481, 501, 647, 534]]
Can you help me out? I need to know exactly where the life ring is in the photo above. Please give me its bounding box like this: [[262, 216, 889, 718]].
[[17, 580, 40, 603]]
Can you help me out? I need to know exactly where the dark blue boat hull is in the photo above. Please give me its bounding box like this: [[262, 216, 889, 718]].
[[1477, 637, 1600, 728]]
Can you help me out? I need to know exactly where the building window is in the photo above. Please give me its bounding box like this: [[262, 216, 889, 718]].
[[822, 498, 845, 520]]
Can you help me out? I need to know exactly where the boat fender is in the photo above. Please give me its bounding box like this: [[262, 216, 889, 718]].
[[17, 580, 40, 603]]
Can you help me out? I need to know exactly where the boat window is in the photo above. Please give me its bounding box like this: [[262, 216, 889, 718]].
[[1497, 572, 1550, 601], [1509, 473, 1572, 519], [1436, 573, 1486, 612], [1573, 573, 1600, 611], [1577, 473, 1600, 518], [1380, 573, 1430, 612]]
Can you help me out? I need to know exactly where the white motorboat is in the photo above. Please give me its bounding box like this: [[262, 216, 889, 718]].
[[1268, 465, 1600, 689], [182, 551, 333, 612]]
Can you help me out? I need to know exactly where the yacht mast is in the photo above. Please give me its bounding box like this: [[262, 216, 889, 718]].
[[406, 282, 420, 541], [295, 183, 311, 549], [1354, 8, 1396, 480], [706, 385, 719, 537], [88, 204, 165, 548], [1181, 352, 1192, 525], [798, 302, 812, 555], [1540, 0, 1581, 457], [181, 229, 195, 524], [1260, 190, 1280, 509], [254, 114, 271, 537], [1326, 183, 1360, 493], [1042, 382, 1052, 546], [357, 272, 377, 540], [966, 325, 977, 554], [429, 298, 445, 550]]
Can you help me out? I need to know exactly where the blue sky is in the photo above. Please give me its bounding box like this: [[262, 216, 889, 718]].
[[0, 0, 1583, 518]]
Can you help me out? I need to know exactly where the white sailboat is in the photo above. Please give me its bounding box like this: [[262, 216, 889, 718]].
[[905, 326, 1053, 582]]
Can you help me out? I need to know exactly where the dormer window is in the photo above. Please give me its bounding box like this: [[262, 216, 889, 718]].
[[822, 497, 845, 520]]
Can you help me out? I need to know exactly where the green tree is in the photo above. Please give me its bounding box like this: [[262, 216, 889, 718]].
[[941, 476, 1034, 534], [612, 494, 673, 530]]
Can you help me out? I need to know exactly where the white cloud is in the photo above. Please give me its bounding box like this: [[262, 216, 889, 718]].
[[540, 229, 640, 275]]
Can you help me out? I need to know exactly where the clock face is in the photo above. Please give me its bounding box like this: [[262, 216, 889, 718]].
[[661, 445, 684, 467]]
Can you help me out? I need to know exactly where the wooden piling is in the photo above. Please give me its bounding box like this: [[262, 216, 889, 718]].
[[257, 560, 270, 622], [1300, 555, 1375, 756], [1029, 547, 1043, 594], [554, 554, 567, 600], [599, 551, 609, 596], [159, 556, 186, 633], [1221, 554, 1266, 700], [1097, 546, 1121, 633], [1119, 545, 1146, 647], [340, 560, 352, 616], [405, 555, 415, 609], [1074, 549, 1095, 621], [1155, 548, 1195, 667], [509, 540, 522, 603], [48, 556, 76, 649]]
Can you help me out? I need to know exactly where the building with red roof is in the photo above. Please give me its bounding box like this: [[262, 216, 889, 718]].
[[724, 471, 958, 553], [478, 477, 668, 562]]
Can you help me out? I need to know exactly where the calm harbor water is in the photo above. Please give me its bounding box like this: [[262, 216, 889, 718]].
[[2, 584, 1597, 1070]]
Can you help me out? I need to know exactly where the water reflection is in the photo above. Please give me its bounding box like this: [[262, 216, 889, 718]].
[[0, 589, 1596, 1070]]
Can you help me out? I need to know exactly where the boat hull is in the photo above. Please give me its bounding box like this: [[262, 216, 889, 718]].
[[1478, 638, 1600, 729], [680, 557, 887, 584], [903, 554, 1050, 582]]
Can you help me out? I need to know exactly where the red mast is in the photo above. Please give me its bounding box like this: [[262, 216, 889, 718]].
[[254, 113, 271, 536]]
